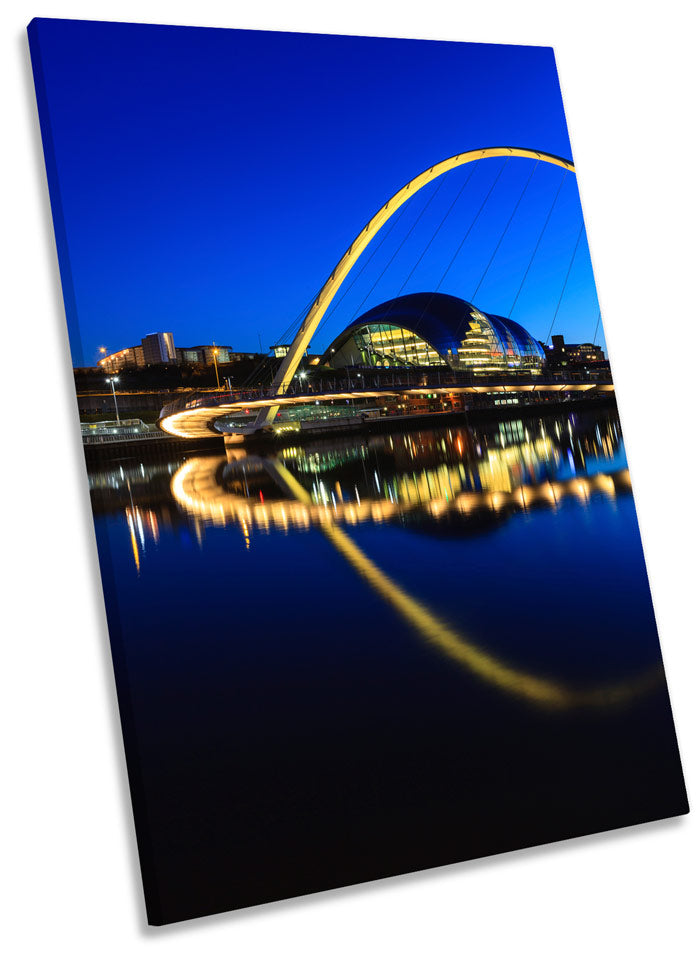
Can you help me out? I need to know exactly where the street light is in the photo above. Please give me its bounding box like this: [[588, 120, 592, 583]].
[[106, 376, 120, 424], [212, 343, 221, 389]]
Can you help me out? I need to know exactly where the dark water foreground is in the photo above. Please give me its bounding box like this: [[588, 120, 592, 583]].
[[89, 404, 687, 924]]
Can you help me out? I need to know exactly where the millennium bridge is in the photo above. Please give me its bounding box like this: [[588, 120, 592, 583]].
[[159, 146, 610, 445], [160, 377, 614, 441]]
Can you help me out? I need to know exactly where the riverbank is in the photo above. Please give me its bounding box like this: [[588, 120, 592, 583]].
[[231, 393, 618, 450], [83, 394, 618, 462]]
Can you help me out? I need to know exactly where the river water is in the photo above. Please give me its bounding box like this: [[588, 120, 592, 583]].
[[89, 403, 687, 923]]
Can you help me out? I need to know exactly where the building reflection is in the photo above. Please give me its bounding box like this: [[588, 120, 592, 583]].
[[85, 406, 662, 711], [87, 408, 628, 553], [169, 408, 628, 539]]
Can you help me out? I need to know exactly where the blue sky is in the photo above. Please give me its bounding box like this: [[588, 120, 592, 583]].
[[30, 19, 603, 366]]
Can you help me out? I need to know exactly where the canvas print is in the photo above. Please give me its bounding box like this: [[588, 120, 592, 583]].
[[28, 18, 687, 925]]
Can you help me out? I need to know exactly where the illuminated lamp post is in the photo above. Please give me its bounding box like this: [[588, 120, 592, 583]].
[[212, 343, 221, 389], [106, 376, 120, 424]]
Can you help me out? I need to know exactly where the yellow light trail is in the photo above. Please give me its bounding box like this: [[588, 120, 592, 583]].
[[159, 146, 583, 439], [170, 458, 659, 711], [125, 508, 140, 574], [159, 384, 615, 440]]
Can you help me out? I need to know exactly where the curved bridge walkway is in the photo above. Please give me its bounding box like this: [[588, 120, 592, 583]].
[[159, 378, 614, 440], [158, 146, 604, 443]]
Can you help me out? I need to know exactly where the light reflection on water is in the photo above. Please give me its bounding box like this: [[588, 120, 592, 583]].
[[88, 406, 662, 711], [89, 406, 627, 545], [87, 403, 687, 918]]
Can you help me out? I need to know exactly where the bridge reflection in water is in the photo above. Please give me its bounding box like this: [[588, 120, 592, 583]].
[[86, 401, 686, 919], [158, 408, 661, 711]]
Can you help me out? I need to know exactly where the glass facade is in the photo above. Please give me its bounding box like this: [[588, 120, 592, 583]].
[[457, 309, 545, 374], [324, 293, 546, 375], [335, 323, 444, 368]]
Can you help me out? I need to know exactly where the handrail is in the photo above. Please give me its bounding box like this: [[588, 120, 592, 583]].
[[158, 371, 613, 421]]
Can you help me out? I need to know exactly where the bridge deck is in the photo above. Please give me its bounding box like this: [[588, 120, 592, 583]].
[[159, 382, 615, 440]]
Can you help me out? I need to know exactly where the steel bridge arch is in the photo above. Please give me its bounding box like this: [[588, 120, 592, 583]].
[[263, 146, 575, 418]]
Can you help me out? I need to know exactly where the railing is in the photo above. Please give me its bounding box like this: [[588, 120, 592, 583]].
[[158, 370, 614, 422], [81, 419, 169, 445]]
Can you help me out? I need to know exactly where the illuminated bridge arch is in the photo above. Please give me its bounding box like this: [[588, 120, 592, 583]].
[[266, 146, 575, 408], [159, 146, 577, 439]]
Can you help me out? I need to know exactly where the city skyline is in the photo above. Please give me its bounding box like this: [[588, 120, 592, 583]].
[[91, 319, 607, 372], [32, 21, 601, 368], [28, 18, 687, 928]]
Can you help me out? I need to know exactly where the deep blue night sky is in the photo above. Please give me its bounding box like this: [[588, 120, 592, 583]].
[[31, 19, 603, 367]]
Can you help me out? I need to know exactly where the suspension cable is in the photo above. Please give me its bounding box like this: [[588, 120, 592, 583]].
[[545, 222, 585, 343], [338, 163, 481, 351], [340, 174, 448, 328], [435, 157, 509, 294], [246, 178, 445, 385], [241, 294, 316, 387], [393, 162, 481, 299], [249, 171, 446, 384], [470, 159, 539, 303], [307, 185, 415, 345], [508, 168, 568, 318], [403, 158, 509, 340]]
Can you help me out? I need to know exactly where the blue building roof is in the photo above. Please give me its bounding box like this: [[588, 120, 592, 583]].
[[322, 292, 545, 362]]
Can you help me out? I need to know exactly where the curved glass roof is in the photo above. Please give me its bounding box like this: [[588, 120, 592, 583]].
[[325, 293, 477, 357], [322, 293, 545, 369], [486, 314, 546, 361]]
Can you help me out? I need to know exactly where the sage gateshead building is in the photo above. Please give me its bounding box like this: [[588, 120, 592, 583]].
[[321, 292, 546, 375]]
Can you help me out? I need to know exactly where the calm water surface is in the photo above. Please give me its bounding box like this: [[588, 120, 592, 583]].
[[90, 404, 687, 923]]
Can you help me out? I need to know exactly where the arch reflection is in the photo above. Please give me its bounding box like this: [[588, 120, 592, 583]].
[[169, 422, 662, 712]]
